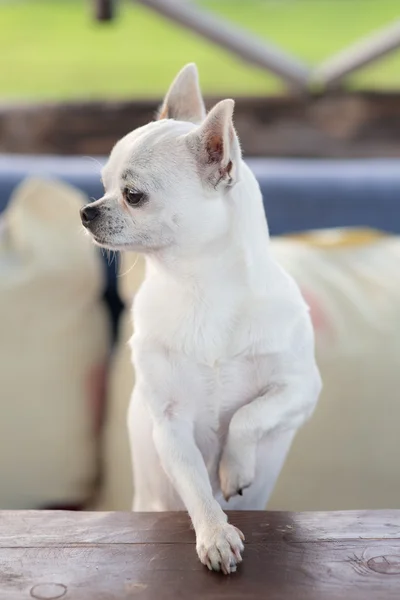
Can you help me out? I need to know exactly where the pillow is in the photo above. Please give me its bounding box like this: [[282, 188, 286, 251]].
[[98, 229, 400, 511], [94, 252, 145, 510], [0, 178, 110, 509], [268, 228, 400, 510]]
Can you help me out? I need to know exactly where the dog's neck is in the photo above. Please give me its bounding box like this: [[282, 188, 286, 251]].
[[145, 162, 272, 293]]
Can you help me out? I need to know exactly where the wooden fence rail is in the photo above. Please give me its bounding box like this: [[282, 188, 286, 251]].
[[90, 0, 400, 92]]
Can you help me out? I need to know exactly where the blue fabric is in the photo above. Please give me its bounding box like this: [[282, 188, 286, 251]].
[[248, 159, 400, 236], [1, 154, 399, 334], [0, 154, 105, 213], [1, 154, 400, 235]]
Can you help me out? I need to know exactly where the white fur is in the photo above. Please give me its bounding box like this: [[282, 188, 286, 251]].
[[81, 64, 322, 574]]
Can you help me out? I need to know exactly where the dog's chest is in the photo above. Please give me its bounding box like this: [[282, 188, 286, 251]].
[[136, 279, 270, 415], [192, 354, 261, 429], [137, 279, 249, 365], [198, 355, 258, 405], [190, 355, 262, 479], [135, 280, 272, 478]]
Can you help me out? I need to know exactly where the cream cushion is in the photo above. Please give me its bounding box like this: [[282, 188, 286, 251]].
[[269, 229, 400, 510], [0, 178, 110, 509], [98, 230, 400, 511], [95, 253, 145, 510]]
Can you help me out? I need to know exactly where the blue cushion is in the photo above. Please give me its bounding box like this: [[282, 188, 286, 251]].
[[0, 154, 105, 213], [1, 154, 400, 235], [248, 158, 400, 236], [1, 154, 399, 337]]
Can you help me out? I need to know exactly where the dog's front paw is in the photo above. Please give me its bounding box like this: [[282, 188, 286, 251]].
[[196, 521, 245, 574], [219, 445, 256, 502]]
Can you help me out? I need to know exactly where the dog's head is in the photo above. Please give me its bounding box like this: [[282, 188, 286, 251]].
[[80, 63, 241, 254]]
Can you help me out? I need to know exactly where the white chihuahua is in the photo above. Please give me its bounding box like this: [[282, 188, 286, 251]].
[[81, 64, 321, 574]]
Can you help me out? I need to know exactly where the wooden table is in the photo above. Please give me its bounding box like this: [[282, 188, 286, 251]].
[[1, 510, 400, 599]]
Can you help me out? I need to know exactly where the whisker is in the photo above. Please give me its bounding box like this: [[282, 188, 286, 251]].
[[118, 254, 140, 278], [81, 156, 104, 174]]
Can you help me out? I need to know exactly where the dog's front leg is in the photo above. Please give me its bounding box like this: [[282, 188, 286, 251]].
[[219, 373, 321, 502], [153, 419, 244, 573], [133, 343, 244, 573]]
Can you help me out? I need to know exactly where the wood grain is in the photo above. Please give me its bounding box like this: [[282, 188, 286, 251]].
[[1, 511, 400, 599]]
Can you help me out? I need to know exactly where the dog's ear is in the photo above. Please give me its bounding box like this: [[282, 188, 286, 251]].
[[158, 63, 206, 124], [187, 99, 241, 188]]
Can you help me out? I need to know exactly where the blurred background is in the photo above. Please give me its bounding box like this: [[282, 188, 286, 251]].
[[0, 0, 399, 512], [1, 0, 400, 99]]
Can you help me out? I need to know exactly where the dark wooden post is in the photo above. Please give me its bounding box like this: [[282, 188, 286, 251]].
[[92, 0, 115, 22]]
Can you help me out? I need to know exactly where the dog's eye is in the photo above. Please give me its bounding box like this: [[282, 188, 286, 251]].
[[124, 188, 146, 206]]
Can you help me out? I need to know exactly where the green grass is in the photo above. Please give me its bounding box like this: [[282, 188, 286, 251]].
[[0, 0, 399, 100]]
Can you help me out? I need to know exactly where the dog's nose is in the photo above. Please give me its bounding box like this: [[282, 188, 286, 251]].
[[80, 204, 99, 227]]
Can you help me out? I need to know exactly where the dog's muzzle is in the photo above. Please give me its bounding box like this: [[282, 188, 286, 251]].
[[80, 204, 100, 228]]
